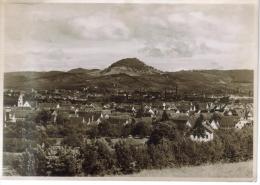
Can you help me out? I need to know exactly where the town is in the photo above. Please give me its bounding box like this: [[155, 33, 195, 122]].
[[2, 59, 255, 176], [4, 87, 253, 137], [3, 85, 254, 176]]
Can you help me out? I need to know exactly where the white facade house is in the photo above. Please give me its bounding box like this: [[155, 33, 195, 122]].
[[235, 118, 252, 129], [23, 101, 31, 108], [235, 120, 247, 129], [10, 113, 17, 123], [190, 131, 213, 142], [190, 121, 214, 142]]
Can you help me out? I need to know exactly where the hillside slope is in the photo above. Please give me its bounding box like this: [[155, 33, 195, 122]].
[[4, 58, 253, 93]]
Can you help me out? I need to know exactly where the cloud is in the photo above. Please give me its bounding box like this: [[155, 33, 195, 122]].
[[4, 3, 257, 72], [69, 14, 130, 41]]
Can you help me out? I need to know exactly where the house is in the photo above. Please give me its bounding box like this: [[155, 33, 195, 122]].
[[38, 103, 57, 110], [224, 109, 238, 116], [17, 94, 33, 108], [245, 110, 253, 121], [171, 115, 189, 131], [6, 109, 35, 123], [190, 120, 214, 142], [235, 119, 245, 129], [3, 107, 11, 122], [185, 114, 198, 128], [23, 101, 32, 108], [235, 118, 253, 129], [209, 119, 220, 130], [101, 109, 112, 119], [188, 114, 215, 142]]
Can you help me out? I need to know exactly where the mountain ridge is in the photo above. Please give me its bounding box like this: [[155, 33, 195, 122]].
[[4, 58, 253, 93]]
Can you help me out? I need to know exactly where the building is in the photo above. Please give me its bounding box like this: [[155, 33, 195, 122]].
[[190, 120, 214, 142]]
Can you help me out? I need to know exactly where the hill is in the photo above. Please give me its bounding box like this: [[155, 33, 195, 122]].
[[68, 68, 101, 76], [4, 58, 253, 93], [101, 58, 162, 76]]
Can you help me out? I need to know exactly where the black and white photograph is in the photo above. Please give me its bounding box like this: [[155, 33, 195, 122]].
[[1, 0, 258, 181]]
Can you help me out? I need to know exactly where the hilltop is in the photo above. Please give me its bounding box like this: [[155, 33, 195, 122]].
[[101, 58, 162, 76]]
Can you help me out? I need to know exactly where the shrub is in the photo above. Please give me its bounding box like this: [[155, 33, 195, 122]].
[[81, 140, 117, 176], [130, 145, 151, 170], [148, 122, 175, 145], [132, 121, 152, 138], [35, 110, 52, 126], [115, 140, 138, 174], [148, 140, 176, 168], [98, 120, 123, 138], [3, 138, 37, 153]]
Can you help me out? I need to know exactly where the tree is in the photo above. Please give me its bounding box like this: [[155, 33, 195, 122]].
[[212, 112, 221, 121], [56, 113, 69, 126], [62, 130, 83, 147], [132, 121, 151, 138], [148, 122, 174, 145], [81, 140, 117, 176], [115, 141, 137, 174], [121, 123, 134, 137], [46, 146, 83, 176], [161, 110, 169, 121], [13, 146, 37, 176], [87, 125, 99, 139], [192, 114, 206, 138], [35, 110, 51, 126]]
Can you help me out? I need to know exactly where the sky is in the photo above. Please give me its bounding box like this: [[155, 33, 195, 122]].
[[4, 2, 258, 72]]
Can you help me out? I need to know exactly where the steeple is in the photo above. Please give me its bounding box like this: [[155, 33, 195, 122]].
[[18, 94, 24, 107]]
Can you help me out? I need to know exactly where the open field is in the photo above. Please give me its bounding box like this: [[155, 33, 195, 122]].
[[125, 161, 253, 178]]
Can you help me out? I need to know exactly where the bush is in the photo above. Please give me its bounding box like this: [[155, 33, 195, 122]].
[[81, 140, 117, 176], [148, 141, 176, 168], [130, 145, 151, 170], [148, 122, 175, 145], [115, 140, 139, 174], [98, 120, 123, 138], [45, 146, 83, 176], [132, 121, 152, 138], [7, 123, 253, 176], [35, 110, 52, 126], [3, 138, 37, 153]]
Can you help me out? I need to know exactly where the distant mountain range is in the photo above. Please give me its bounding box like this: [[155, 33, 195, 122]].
[[4, 58, 253, 93]]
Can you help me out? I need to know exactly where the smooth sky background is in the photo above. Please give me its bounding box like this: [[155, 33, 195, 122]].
[[4, 2, 258, 72]]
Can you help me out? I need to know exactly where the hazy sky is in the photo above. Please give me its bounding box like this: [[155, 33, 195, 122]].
[[4, 2, 258, 72]]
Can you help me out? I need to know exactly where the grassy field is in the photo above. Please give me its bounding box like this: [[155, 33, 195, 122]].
[[126, 161, 253, 179]]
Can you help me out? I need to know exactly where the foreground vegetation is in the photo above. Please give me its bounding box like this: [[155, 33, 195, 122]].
[[3, 110, 253, 176]]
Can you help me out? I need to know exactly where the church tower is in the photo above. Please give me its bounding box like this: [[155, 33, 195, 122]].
[[18, 94, 24, 107]]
